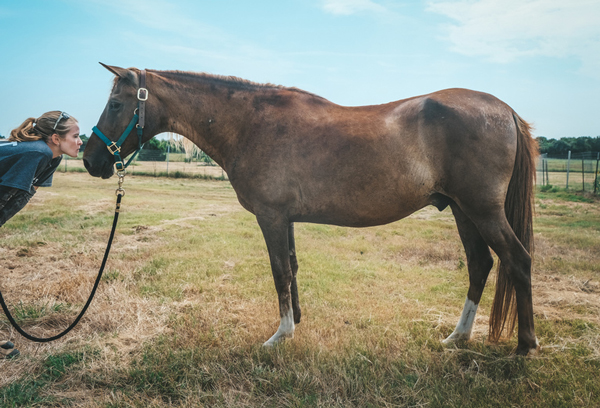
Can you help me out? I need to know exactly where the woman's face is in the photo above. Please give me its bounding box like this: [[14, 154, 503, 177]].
[[58, 123, 83, 158]]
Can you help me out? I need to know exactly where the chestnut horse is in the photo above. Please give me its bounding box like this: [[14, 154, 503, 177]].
[[83, 64, 538, 355]]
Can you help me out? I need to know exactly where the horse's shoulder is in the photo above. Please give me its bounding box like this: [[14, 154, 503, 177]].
[[417, 88, 503, 121], [416, 93, 455, 123]]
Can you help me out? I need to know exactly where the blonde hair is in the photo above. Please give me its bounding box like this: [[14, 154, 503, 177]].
[[9, 111, 78, 142]]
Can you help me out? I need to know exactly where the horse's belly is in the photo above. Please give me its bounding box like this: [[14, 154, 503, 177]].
[[293, 186, 430, 227]]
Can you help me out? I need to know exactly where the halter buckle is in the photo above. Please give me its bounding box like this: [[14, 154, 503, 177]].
[[107, 142, 121, 155], [137, 88, 148, 101]]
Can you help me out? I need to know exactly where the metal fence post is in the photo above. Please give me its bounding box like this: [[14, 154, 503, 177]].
[[594, 152, 599, 195], [582, 156, 585, 192], [541, 157, 545, 186], [566, 150, 571, 189], [166, 143, 170, 177]]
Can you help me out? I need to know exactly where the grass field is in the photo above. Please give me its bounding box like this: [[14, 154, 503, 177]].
[[1, 173, 599, 407]]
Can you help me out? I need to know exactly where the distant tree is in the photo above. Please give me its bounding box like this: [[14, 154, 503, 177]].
[[536, 137, 550, 153], [138, 137, 167, 161], [143, 138, 168, 151], [79, 134, 88, 152], [554, 139, 573, 155], [536, 136, 600, 155], [574, 136, 593, 152]]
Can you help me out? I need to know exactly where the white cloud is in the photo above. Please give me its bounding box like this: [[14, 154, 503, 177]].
[[321, 0, 387, 15], [427, 0, 600, 76]]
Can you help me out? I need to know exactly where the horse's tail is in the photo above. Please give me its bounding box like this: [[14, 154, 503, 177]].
[[488, 112, 538, 343]]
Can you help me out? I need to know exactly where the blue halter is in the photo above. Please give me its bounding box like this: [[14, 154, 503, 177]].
[[92, 70, 148, 172]]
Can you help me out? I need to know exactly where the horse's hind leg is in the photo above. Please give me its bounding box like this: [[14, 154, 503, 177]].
[[443, 203, 494, 344], [468, 209, 537, 355], [257, 213, 295, 346], [289, 223, 301, 324]]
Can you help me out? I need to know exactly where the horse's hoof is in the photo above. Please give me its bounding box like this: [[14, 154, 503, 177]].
[[442, 332, 470, 345], [516, 338, 540, 356], [263, 338, 285, 347], [263, 331, 293, 347]]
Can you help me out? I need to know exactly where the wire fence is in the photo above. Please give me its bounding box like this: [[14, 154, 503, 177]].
[[537, 151, 600, 194], [61, 150, 228, 180]]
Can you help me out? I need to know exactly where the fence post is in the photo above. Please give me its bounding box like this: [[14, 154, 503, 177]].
[[166, 143, 170, 177], [541, 158, 545, 186], [544, 158, 548, 186], [545, 158, 549, 186], [594, 152, 599, 195], [566, 150, 571, 189], [582, 156, 585, 192]]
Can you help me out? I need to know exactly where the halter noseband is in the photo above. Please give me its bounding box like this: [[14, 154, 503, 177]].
[[92, 69, 148, 172]]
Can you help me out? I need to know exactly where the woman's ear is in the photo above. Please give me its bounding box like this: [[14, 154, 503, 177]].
[[51, 133, 61, 145]]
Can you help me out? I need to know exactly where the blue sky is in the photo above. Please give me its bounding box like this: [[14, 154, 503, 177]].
[[1, 0, 598, 140]]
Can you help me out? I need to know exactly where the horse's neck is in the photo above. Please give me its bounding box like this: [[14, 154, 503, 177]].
[[154, 72, 262, 171]]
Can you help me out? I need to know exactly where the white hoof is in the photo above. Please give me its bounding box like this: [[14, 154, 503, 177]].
[[263, 309, 295, 347], [442, 331, 470, 344], [263, 331, 294, 347], [528, 337, 541, 356]]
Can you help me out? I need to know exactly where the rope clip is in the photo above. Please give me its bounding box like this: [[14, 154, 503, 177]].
[[116, 170, 126, 197]]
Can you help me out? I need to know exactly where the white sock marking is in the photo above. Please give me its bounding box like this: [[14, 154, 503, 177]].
[[443, 298, 478, 344], [263, 307, 295, 347]]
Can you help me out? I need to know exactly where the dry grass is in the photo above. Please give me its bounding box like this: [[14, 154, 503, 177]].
[[1, 173, 599, 407]]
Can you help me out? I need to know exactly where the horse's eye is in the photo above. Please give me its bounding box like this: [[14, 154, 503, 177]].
[[109, 102, 122, 111]]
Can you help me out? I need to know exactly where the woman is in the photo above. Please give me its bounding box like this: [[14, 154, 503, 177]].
[[0, 111, 82, 358]]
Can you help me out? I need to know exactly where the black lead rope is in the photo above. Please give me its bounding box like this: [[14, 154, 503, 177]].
[[0, 184, 125, 343]]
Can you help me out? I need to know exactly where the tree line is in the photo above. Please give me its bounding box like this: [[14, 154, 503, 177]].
[[536, 136, 600, 155]]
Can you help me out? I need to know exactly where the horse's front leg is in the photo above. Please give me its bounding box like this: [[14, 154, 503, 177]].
[[257, 213, 295, 346]]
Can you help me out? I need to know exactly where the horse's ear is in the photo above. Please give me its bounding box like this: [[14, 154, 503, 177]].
[[99, 62, 139, 87]]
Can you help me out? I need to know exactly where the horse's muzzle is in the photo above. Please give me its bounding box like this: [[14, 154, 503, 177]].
[[83, 157, 115, 179]]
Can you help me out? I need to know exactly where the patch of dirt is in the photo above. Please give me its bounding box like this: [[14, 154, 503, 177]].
[[0, 196, 247, 388], [407, 206, 454, 221], [533, 273, 600, 324], [537, 198, 600, 214], [77, 198, 115, 215], [158, 203, 240, 228], [0, 222, 170, 387]]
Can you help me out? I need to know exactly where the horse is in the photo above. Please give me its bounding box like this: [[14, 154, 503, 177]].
[[83, 64, 539, 355]]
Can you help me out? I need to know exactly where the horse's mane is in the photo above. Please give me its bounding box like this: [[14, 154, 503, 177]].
[[152, 69, 326, 100]]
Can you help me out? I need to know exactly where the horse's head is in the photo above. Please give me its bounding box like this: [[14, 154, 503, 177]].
[[83, 63, 155, 178]]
